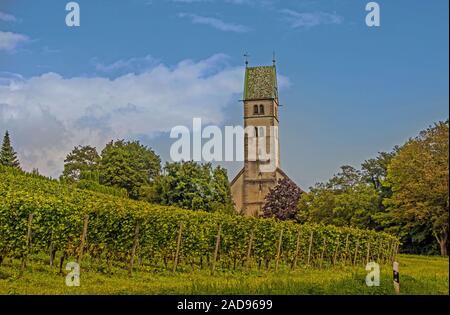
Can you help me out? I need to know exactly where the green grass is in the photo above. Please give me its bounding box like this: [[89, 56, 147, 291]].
[[0, 254, 447, 295]]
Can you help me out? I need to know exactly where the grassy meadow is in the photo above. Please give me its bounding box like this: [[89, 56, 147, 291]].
[[0, 254, 447, 295]]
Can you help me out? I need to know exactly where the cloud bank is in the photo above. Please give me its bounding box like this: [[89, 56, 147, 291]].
[[0, 54, 245, 177]]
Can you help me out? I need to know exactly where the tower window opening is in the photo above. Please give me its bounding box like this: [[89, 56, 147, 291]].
[[259, 127, 265, 137], [259, 105, 265, 115], [253, 105, 259, 115]]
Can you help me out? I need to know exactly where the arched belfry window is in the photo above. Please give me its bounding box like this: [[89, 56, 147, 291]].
[[253, 105, 258, 115], [254, 126, 258, 137], [259, 127, 265, 137], [259, 105, 265, 115]]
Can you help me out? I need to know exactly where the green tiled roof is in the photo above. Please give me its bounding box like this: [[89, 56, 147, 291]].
[[244, 65, 278, 100]]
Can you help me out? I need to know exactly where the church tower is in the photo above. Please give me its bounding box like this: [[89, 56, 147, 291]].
[[230, 60, 293, 216]]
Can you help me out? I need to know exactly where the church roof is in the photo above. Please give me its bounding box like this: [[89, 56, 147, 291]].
[[243, 65, 278, 101]]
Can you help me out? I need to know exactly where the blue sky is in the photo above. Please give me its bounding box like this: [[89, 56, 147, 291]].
[[0, 0, 448, 189]]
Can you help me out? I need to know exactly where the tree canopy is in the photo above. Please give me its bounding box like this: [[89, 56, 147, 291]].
[[61, 145, 100, 182], [297, 166, 380, 229], [147, 161, 234, 214], [99, 140, 161, 199], [296, 119, 449, 256], [263, 177, 302, 220], [383, 120, 449, 256]]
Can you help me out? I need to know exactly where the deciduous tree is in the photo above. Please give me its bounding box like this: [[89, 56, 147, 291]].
[[99, 140, 161, 199], [383, 121, 449, 256], [61, 145, 100, 182], [148, 161, 234, 213], [263, 178, 302, 220]]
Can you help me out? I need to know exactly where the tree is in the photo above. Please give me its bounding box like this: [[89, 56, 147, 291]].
[[383, 120, 449, 256], [297, 166, 380, 229], [361, 150, 399, 231], [0, 131, 20, 169], [61, 145, 100, 182], [361, 150, 398, 193], [263, 178, 302, 220], [148, 161, 234, 213], [99, 140, 161, 199], [210, 166, 235, 214]]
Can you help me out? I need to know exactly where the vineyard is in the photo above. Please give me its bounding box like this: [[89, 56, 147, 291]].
[[0, 165, 400, 274]]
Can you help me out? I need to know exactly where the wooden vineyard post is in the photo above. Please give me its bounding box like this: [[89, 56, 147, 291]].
[[353, 240, 360, 266], [376, 241, 383, 263], [246, 231, 254, 269], [319, 238, 326, 268], [128, 221, 141, 276], [343, 234, 350, 263], [307, 231, 313, 266], [77, 214, 89, 264], [49, 230, 55, 267], [388, 240, 394, 263], [211, 224, 222, 275], [366, 242, 371, 265], [21, 213, 34, 272], [275, 228, 284, 271], [291, 230, 301, 270], [385, 241, 391, 264], [173, 223, 183, 272], [332, 237, 340, 265], [387, 240, 394, 264]]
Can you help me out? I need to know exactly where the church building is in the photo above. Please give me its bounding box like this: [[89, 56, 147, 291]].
[[230, 60, 298, 216]]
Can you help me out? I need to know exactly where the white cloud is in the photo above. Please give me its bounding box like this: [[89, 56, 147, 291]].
[[0, 54, 247, 177], [0, 11, 17, 22], [281, 9, 343, 28], [178, 12, 250, 32], [93, 54, 159, 74], [0, 31, 28, 51]]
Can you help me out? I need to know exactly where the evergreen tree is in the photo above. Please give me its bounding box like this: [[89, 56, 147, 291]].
[[0, 131, 21, 169]]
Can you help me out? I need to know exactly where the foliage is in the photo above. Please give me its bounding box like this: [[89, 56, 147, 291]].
[[0, 165, 398, 271], [61, 145, 100, 182], [99, 140, 161, 199], [0, 131, 20, 169], [74, 179, 128, 198], [297, 166, 380, 229], [383, 120, 449, 256], [296, 120, 449, 256], [148, 161, 234, 214], [263, 178, 302, 220], [361, 149, 398, 195]]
